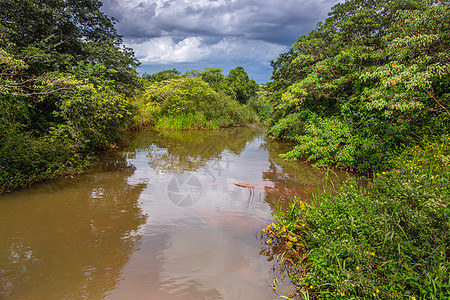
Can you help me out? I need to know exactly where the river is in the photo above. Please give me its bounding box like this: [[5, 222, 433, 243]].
[[0, 126, 347, 299]]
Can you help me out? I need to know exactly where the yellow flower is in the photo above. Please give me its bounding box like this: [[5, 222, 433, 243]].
[[340, 292, 345, 296], [336, 226, 341, 230], [376, 289, 380, 293], [412, 297, 416, 300], [356, 266, 360, 271], [371, 252, 375, 256], [310, 285, 313, 289]]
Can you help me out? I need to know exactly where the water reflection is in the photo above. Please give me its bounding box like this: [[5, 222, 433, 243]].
[[0, 126, 348, 300], [0, 155, 147, 299], [124, 127, 259, 175], [261, 140, 348, 211]]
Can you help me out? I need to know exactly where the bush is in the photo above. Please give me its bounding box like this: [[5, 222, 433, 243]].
[[267, 112, 307, 140], [0, 67, 132, 193], [0, 130, 89, 193], [274, 114, 392, 172], [52, 85, 132, 149], [246, 93, 272, 123], [134, 77, 254, 129]]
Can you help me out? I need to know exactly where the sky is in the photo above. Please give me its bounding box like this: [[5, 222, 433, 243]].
[[100, 0, 340, 83]]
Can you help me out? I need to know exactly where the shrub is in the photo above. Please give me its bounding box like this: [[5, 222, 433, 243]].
[[267, 112, 307, 140], [134, 77, 253, 129], [277, 115, 391, 172], [0, 130, 89, 193]]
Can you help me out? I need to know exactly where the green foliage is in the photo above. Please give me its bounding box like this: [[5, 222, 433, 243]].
[[391, 133, 450, 179], [246, 86, 273, 123], [196, 67, 229, 93], [133, 66, 262, 130], [156, 112, 217, 131], [226, 66, 258, 104], [186, 66, 259, 105], [133, 76, 254, 129], [142, 69, 181, 84], [0, 0, 140, 91], [264, 2, 450, 295], [267, 112, 307, 141], [263, 135, 450, 299], [281, 116, 355, 168], [0, 0, 139, 192], [361, 3, 450, 115], [267, 0, 450, 172], [279, 115, 394, 171], [0, 127, 89, 193], [53, 85, 131, 149]]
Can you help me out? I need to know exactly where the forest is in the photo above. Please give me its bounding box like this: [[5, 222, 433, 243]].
[[1, 0, 449, 299]]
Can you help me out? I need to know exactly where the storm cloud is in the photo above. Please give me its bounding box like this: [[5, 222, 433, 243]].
[[100, 0, 340, 82]]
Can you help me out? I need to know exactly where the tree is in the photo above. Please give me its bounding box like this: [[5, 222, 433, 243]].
[[138, 77, 251, 128], [143, 69, 181, 84], [226, 66, 258, 104], [0, 0, 140, 192], [267, 0, 450, 171], [361, 2, 450, 116], [0, 0, 139, 93]]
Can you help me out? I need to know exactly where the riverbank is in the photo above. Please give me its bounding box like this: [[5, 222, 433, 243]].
[[262, 134, 450, 299]]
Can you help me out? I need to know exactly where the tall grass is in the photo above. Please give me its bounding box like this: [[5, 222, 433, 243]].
[[155, 112, 218, 130], [262, 135, 450, 299]]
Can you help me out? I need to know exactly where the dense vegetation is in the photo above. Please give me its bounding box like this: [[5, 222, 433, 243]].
[[266, 0, 449, 172], [263, 135, 449, 299], [262, 0, 450, 299], [132, 67, 259, 130], [0, 0, 141, 193]]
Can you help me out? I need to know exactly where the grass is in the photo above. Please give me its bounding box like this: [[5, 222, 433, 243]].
[[262, 134, 450, 299], [155, 111, 218, 130]]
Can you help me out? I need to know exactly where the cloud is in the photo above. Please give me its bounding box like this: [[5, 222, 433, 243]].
[[100, 0, 340, 82], [127, 36, 287, 65], [103, 0, 337, 44]]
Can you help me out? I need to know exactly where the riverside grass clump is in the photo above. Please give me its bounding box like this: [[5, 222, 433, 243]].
[[155, 111, 218, 130], [262, 135, 450, 299]]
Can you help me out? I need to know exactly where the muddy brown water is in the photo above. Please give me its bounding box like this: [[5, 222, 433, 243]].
[[0, 126, 348, 299]]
